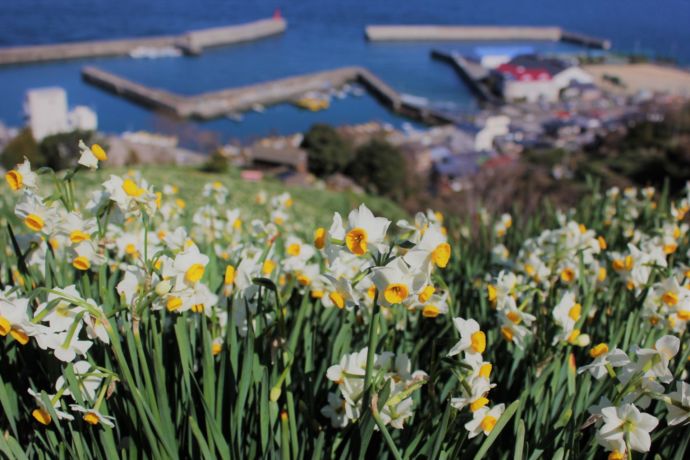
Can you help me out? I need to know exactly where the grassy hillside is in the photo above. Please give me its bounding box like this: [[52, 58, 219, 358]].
[[77, 165, 407, 229]]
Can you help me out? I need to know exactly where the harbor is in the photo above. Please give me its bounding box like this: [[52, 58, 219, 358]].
[[81, 65, 456, 124], [0, 17, 287, 66], [365, 25, 611, 49]]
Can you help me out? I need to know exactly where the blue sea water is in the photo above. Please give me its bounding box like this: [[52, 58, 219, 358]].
[[0, 0, 689, 142]]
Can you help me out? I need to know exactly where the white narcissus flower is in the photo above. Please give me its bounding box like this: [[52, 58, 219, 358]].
[[379, 387, 415, 429], [55, 360, 103, 400], [78, 140, 108, 170], [464, 404, 505, 439], [15, 191, 58, 234], [321, 392, 349, 428], [5, 158, 38, 192], [450, 376, 494, 412], [34, 323, 93, 363], [665, 381, 690, 426], [282, 236, 316, 272], [70, 404, 116, 428], [172, 243, 209, 287], [102, 174, 157, 216], [330, 204, 391, 256], [597, 404, 658, 454], [27, 388, 74, 424], [371, 257, 424, 308], [448, 317, 486, 363], [577, 345, 630, 380], [403, 226, 451, 273], [635, 335, 680, 384], [321, 275, 359, 311], [0, 292, 40, 345]]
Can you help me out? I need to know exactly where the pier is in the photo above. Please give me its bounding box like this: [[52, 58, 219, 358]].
[[365, 25, 611, 50], [0, 18, 286, 66], [81, 66, 455, 125], [431, 50, 501, 105]]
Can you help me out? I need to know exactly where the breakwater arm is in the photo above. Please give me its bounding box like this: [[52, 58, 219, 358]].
[[365, 25, 610, 49], [430, 50, 501, 104], [0, 18, 286, 66], [80, 65, 455, 125]]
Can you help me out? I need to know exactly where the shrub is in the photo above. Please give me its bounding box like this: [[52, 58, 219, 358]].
[[347, 138, 407, 200], [301, 124, 352, 176]]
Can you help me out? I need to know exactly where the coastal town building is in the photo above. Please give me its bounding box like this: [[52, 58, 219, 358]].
[[496, 55, 593, 103], [25, 87, 69, 141], [24, 87, 98, 140]]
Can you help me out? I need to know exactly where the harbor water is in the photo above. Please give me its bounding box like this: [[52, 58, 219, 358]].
[[0, 0, 688, 142]]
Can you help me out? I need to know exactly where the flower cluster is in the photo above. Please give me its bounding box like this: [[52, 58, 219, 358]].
[[447, 317, 504, 438], [322, 348, 427, 429], [580, 335, 690, 458]]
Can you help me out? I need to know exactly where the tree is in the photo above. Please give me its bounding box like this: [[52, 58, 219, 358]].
[[1, 128, 44, 170], [301, 124, 352, 176], [347, 139, 407, 200]]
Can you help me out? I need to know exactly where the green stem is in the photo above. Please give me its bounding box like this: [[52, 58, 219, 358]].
[[363, 301, 380, 407], [370, 394, 403, 460]]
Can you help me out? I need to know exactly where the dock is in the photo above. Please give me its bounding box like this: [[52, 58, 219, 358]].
[[431, 50, 501, 105], [365, 25, 611, 50], [0, 18, 286, 66], [81, 66, 455, 125]]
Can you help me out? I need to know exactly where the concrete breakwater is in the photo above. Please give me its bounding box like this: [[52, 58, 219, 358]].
[[81, 66, 455, 125], [365, 25, 611, 50], [0, 18, 286, 66], [431, 50, 501, 105]]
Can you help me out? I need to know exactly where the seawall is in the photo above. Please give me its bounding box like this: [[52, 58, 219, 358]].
[[0, 18, 287, 66], [365, 25, 611, 50]]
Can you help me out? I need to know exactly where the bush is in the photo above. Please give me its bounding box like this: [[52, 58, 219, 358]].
[[347, 138, 407, 200], [201, 149, 229, 173], [301, 124, 352, 176], [1, 128, 44, 170]]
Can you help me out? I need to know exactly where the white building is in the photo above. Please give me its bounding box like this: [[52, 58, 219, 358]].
[[475, 115, 510, 151], [497, 56, 594, 103], [24, 87, 98, 141], [25, 87, 69, 141], [68, 106, 98, 132], [551, 66, 594, 90]]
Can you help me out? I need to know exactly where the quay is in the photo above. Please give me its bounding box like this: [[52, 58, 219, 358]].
[[0, 18, 286, 66], [365, 25, 611, 50], [81, 66, 456, 125], [431, 50, 501, 105]]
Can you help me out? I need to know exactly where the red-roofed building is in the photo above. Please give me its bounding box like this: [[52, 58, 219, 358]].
[[496, 55, 593, 103]]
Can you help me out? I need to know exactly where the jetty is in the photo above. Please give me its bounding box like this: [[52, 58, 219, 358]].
[[0, 18, 286, 66], [81, 66, 456, 125], [431, 50, 501, 105], [365, 25, 611, 50]]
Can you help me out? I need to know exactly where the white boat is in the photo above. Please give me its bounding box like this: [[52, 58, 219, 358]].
[[351, 86, 365, 97], [226, 112, 244, 122], [252, 104, 266, 113], [129, 46, 182, 59]]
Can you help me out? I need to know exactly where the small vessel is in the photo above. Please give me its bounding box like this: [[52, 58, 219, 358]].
[[129, 46, 182, 59], [293, 94, 330, 112], [351, 86, 365, 97], [226, 112, 244, 122], [252, 104, 266, 113]]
